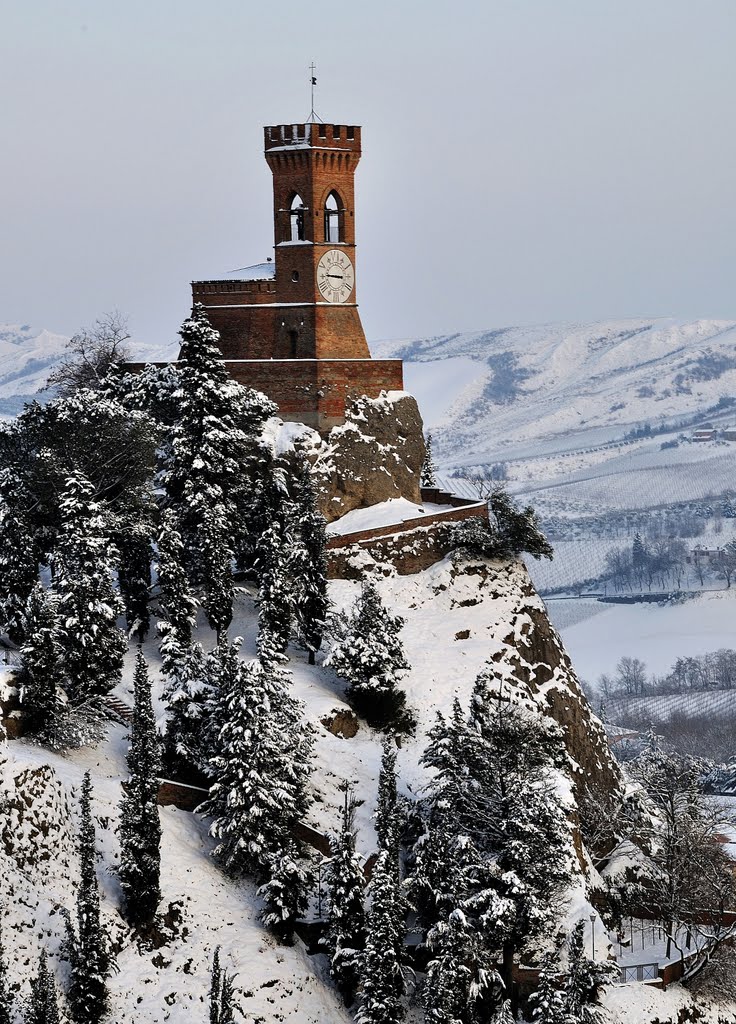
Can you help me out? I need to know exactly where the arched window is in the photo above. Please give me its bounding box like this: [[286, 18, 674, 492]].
[[324, 191, 341, 243], [290, 194, 305, 241]]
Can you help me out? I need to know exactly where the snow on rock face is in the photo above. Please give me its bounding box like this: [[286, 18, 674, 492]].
[[330, 553, 621, 803], [265, 391, 426, 523]]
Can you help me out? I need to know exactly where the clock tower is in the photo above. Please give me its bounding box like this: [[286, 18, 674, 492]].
[[190, 121, 401, 430]]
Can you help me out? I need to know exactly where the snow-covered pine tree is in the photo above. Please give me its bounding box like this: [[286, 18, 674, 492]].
[[25, 951, 60, 1024], [156, 510, 198, 657], [65, 772, 112, 1024], [326, 581, 411, 729], [357, 849, 406, 1024], [115, 525, 152, 641], [201, 647, 313, 879], [421, 433, 438, 488], [209, 946, 237, 1024], [488, 999, 515, 1024], [0, 918, 11, 1024], [19, 583, 65, 736], [186, 485, 234, 639], [376, 739, 402, 868], [565, 920, 617, 1023], [423, 907, 498, 1024], [163, 640, 212, 777], [258, 840, 313, 943], [527, 948, 568, 1024], [289, 460, 329, 665], [158, 305, 275, 618], [461, 677, 574, 1002], [53, 472, 126, 703], [256, 520, 293, 665], [326, 787, 366, 1003], [118, 650, 162, 927], [0, 468, 37, 645]]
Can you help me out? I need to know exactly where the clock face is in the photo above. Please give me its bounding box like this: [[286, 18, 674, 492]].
[[317, 250, 354, 303]]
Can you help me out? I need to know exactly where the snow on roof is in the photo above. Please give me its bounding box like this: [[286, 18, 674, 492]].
[[326, 497, 459, 538], [225, 261, 276, 281]]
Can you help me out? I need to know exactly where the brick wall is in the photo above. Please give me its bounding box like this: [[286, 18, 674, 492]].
[[124, 357, 404, 431], [326, 500, 488, 551], [326, 511, 489, 580]]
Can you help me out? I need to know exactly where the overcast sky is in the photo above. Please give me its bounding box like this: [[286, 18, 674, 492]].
[[2, 0, 735, 353]]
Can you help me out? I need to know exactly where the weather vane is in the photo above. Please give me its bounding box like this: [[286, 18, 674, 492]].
[[308, 62, 323, 123]]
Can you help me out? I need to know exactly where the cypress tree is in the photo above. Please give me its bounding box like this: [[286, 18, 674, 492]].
[[25, 951, 60, 1024], [66, 772, 112, 1024], [421, 433, 438, 488], [116, 527, 152, 641], [256, 521, 292, 666], [201, 647, 313, 879], [326, 787, 366, 1004], [258, 841, 312, 943], [118, 650, 162, 926], [376, 740, 402, 867], [289, 461, 329, 665], [0, 468, 38, 646], [356, 851, 406, 1024], [156, 509, 198, 670], [19, 584, 65, 736], [527, 948, 568, 1024], [53, 472, 126, 703], [326, 581, 410, 729], [209, 947, 237, 1024], [0, 918, 12, 1024], [158, 305, 275, 620], [164, 640, 212, 777]]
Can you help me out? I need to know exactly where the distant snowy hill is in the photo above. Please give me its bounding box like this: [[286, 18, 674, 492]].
[[0, 324, 70, 416], [0, 323, 173, 417], [373, 317, 736, 468]]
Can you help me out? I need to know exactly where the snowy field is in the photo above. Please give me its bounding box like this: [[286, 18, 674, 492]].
[[549, 589, 736, 685]]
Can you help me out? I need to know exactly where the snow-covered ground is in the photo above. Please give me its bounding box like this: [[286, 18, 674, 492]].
[[2, 555, 602, 1023], [549, 589, 736, 685]]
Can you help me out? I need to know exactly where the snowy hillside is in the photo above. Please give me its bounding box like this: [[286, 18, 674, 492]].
[[1, 555, 614, 1023], [374, 317, 736, 469], [0, 324, 70, 415], [0, 322, 173, 417]]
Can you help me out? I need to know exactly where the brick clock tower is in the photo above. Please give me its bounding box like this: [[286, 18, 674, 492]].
[[191, 122, 403, 431]]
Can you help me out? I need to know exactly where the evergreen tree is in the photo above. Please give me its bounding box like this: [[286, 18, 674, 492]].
[[326, 787, 366, 1003], [423, 907, 498, 1024], [118, 650, 162, 927], [255, 521, 292, 665], [53, 473, 126, 703], [209, 947, 237, 1024], [527, 948, 568, 1024], [158, 306, 275, 617], [0, 468, 38, 645], [19, 584, 65, 736], [201, 647, 313, 879], [25, 951, 60, 1024], [357, 850, 406, 1024], [258, 841, 312, 943], [163, 641, 212, 776], [65, 772, 112, 1024], [0, 918, 12, 1024], [376, 740, 402, 868], [487, 489, 553, 561], [289, 461, 329, 665], [565, 921, 619, 1021], [156, 510, 198, 671], [327, 582, 410, 729], [421, 433, 438, 488], [186, 485, 234, 639], [116, 526, 152, 640]]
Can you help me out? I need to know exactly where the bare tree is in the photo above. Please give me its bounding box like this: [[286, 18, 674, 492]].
[[46, 311, 131, 396]]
